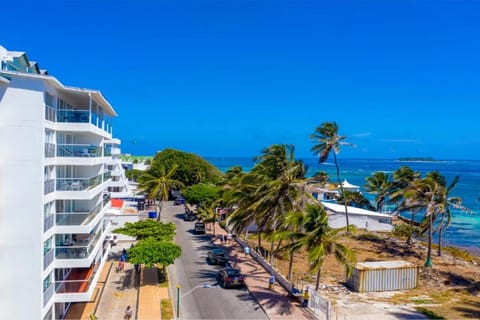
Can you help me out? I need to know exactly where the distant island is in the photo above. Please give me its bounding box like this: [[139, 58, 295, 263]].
[[397, 157, 437, 162]]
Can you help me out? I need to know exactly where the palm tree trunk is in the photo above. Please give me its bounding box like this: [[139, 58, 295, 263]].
[[315, 267, 322, 291], [437, 226, 443, 257], [426, 213, 433, 267], [333, 152, 350, 232], [287, 252, 294, 281], [269, 238, 275, 265]]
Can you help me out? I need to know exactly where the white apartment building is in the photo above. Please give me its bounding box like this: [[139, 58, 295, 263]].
[[105, 138, 133, 199], [0, 45, 119, 319]]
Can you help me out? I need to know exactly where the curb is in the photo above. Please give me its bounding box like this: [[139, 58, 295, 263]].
[[207, 227, 271, 320]]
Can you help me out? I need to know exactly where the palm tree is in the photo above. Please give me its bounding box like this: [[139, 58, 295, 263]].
[[227, 144, 307, 264], [250, 144, 307, 264], [274, 212, 304, 281], [280, 204, 356, 290], [401, 175, 444, 267], [364, 171, 392, 212], [138, 163, 184, 213], [197, 203, 217, 235], [337, 191, 375, 210], [310, 122, 354, 232], [424, 172, 470, 256]]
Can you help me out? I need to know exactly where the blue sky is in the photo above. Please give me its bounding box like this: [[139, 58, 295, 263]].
[[3, 1, 480, 159]]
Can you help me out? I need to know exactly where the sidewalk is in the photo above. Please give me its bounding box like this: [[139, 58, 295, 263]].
[[65, 241, 168, 320], [208, 224, 317, 320]]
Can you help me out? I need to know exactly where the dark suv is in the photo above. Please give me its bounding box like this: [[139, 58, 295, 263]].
[[207, 248, 227, 265], [217, 267, 245, 288], [194, 222, 206, 234]]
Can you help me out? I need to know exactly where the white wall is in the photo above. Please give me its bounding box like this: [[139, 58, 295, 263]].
[[0, 78, 46, 319]]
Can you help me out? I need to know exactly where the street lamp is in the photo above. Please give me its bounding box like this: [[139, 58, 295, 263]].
[[176, 283, 217, 319]]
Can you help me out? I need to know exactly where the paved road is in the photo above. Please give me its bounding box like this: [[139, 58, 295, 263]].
[[164, 202, 268, 320]]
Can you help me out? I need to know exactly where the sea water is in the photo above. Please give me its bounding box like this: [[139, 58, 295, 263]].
[[206, 157, 480, 252]]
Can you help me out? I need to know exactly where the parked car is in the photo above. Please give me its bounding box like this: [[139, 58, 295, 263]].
[[207, 248, 227, 265], [217, 267, 245, 288], [184, 212, 196, 221], [194, 221, 206, 234], [174, 196, 185, 205]]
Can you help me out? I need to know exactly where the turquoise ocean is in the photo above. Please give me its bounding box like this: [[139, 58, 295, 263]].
[[206, 157, 480, 253]]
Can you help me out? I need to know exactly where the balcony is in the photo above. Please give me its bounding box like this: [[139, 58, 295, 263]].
[[56, 173, 106, 192], [57, 109, 89, 123], [44, 143, 55, 158], [44, 214, 54, 232], [56, 201, 105, 227], [57, 144, 102, 158], [43, 248, 54, 270], [55, 265, 98, 295], [55, 233, 102, 260], [43, 282, 54, 307], [44, 179, 55, 195]]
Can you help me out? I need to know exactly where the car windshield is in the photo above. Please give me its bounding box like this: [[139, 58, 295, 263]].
[[212, 249, 224, 255]]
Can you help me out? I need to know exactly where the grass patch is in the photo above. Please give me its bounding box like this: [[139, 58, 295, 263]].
[[161, 299, 174, 320], [411, 298, 433, 304], [415, 307, 446, 319]]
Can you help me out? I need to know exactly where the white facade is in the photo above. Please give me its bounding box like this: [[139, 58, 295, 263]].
[[105, 138, 133, 199], [0, 46, 118, 320]]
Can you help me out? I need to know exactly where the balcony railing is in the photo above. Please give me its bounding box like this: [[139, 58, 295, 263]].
[[44, 214, 54, 232], [57, 144, 102, 158], [56, 202, 104, 226], [56, 173, 106, 191], [43, 248, 54, 270], [44, 143, 55, 158], [104, 146, 112, 156], [55, 233, 102, 260], [57, 109, 89, 123], [55, 265, 98, 294], [43, 282, 54, 307], [44, 179, 55, 195]]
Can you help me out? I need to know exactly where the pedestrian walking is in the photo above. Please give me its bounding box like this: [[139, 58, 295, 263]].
[[220, 234, 225, 244], [226, 232, 232, 243], [124, 305, 133, 319], [244, 245, 250, 257], [302, 289, 310, 308], [268, 274, 275, 290]]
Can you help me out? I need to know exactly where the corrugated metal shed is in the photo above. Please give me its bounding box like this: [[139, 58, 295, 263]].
[[347, 260, 418, 293]]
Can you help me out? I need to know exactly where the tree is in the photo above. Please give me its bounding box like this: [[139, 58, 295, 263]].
[[183, 183, 222, 207], [310, 122, 354, 232], [308, 171, 329, 185], [128, 238, 181, 270], [424, 172, 470, 256], [279, 204, 356, 290], [336, 191, 375, 210], [401, 175, 443, 267], [196, 203, 217, 235], [138, 162, 184, 210], [113, 220, 176, 241], [364, 171, 392, 212], [125, 169, 144, 182], [152, 149, 223, 186]]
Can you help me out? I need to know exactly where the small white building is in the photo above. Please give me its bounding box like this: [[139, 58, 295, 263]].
[[321, 202, 393, 232]]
